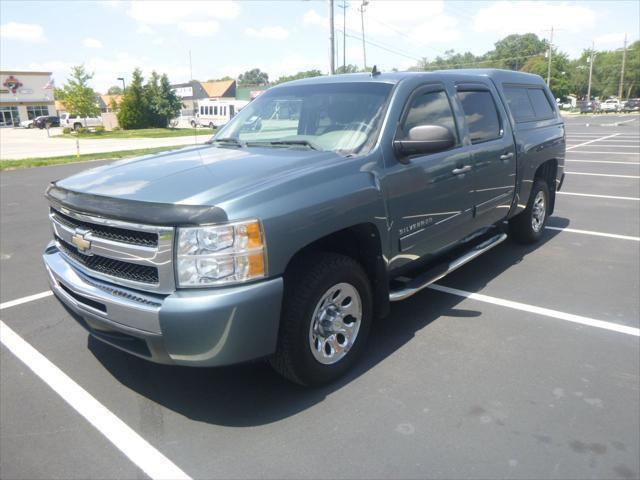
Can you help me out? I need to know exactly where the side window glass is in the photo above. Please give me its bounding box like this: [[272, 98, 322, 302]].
[[504, 86, 536, 122], [527, 88, 554, 119], [400, 90, 457, 141], [457, 90, 501, 143]]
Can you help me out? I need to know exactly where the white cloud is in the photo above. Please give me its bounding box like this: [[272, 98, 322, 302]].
[[473, 1, 597, 35], [303, 9, 326, 28], [594, 32, 628, 46], [0, 22, 46, 43], [99, 0, 124, 9], [136, 24, 155, 35], [127, 0, 240, 25], [83, 37, 103, 48], [245, 26, 289, 40], [178, 20, 220, 37]]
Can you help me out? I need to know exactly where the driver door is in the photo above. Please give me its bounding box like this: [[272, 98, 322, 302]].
[[382, 84, 476, 271]]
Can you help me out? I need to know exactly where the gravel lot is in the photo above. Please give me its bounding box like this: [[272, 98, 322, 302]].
[[0, 127, 208, 160], [1, 114, 638, 480]]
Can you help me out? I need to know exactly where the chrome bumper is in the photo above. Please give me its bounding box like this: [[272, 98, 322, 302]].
[[44, 242, 283, 366]]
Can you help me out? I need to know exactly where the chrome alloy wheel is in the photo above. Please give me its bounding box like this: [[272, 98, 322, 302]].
[[531, 190, 546, 233], [308, 282, 362, 365]]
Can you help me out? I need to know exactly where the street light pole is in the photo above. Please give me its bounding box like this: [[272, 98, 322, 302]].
[[360, 0, 369, 70], [546, 26, 554, 86], [329, 0, 335, 75], [618, 33, 628, 99], [587, 42, 594, 101], [117, 77, 126, 92], [338, 0, 348, 72]]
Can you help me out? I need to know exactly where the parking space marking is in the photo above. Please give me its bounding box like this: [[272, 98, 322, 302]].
[[0, 321, 192, 480], [428, 285, 640, 337], [545, 226, 640, 242], [566, 160, 640, 165], [0, 291, 53, 310], [566, 133, 620, 151], [568, 151, 640, 155], [565, 171, 640, 179], [557, 192, 640, 201]]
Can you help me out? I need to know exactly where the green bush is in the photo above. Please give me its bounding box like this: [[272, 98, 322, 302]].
[[62, 127, 71, 134], [112, 126, 122, 131], [94, 125, 105, 133], [77, 127, 89, 135]]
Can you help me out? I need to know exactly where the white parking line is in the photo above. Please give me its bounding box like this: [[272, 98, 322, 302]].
[[0, 321, 192, 480], [428, 284, 639, 337], [0, 291, 53, 310], [565, 171, 640, 179], [568, 151, 640, 155], [557, 191, 640, 201], [566, 160, 640, 165], [566, 144, 639, 148], [545, 226, 640, 242], [566, 133, 620, 151]]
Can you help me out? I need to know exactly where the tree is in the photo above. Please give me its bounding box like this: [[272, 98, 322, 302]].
[[144, 71, 182, 127], [117, 69, 149, 129], [238, 68, 269, 86], [206, 76, 233, 82], [274, 69, 323, 84], [520, 50, 572, 98], [107, 85, 123, 95], [59, 65, 100, 123], [486, 33, 547, 70], [335, 64, 360, 74]]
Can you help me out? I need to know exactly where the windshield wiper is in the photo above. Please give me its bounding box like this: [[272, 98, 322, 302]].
[[208, 137, 243, 147], [246, 140, 321, 151]]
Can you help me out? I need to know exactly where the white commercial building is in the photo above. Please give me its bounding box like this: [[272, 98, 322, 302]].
[[1, 71, 56, 127]]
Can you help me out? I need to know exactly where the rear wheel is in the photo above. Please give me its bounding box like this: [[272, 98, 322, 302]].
[[509, 179, 550, 244], [209, 122, 215, 129], [270, 253, 372, 386], [73, 123, 82, 131]]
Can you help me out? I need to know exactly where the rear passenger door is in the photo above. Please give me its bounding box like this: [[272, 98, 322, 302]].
[[455, 83, 516, 227]]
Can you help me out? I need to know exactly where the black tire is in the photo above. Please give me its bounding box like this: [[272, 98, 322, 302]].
[[509, 179, 550, 244], [73, 123, 82, 131], [190, 120, 197, 128], [270, 252, 373, 386]]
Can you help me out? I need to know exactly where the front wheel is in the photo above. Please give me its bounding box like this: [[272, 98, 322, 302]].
[[270, 253, 372, 386], [509, 179, 550, 244]]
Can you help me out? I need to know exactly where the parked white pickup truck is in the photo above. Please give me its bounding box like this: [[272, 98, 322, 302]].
[[600, 98, 621, 113], [60, 113, 102, 130]]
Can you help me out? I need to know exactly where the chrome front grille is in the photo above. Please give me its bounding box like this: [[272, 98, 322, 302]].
[[49, 206, 175, 293]]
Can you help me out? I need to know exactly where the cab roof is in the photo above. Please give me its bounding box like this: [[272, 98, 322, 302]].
[[276, 68, 546, 88]]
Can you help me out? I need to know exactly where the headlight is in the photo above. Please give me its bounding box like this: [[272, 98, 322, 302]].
[[176, 219, 266, 287]]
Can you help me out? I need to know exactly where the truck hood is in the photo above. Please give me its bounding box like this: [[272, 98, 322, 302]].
[[53, 144, 344, 206]]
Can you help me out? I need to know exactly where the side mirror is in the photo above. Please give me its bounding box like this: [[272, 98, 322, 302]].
[[393, 125, 455, 162]]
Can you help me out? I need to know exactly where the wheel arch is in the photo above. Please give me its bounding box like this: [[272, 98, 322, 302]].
[[283, 223, 389, 319], [533, 158, 558, 215]]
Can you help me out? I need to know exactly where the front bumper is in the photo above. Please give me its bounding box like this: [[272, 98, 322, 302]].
[[43, 242, 283, 366]]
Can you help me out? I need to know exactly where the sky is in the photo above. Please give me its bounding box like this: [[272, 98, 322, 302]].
[[1, 0, 638, 93]]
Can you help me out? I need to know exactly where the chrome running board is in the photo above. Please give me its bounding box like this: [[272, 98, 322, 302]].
[[389, 233, 507, 302]]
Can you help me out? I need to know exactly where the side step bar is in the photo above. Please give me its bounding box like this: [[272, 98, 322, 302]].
[[389, 233, 508, 302]]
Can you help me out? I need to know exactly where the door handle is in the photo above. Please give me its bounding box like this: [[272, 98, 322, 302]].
[[500, 152, 514, 161], [452, 165, 472, 175]]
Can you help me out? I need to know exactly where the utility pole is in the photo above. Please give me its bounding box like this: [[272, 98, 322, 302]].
[[618, 33, 627, 99], [546, 26, 554, 86], [338, 0, 348, 72], [587, 41, 595, 101], [329, 0, 335, 74], [360, 0, 369, 70]]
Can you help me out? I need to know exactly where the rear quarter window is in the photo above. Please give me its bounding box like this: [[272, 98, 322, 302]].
[[527, 88, 554, 119], [503, 87, 536, 123]]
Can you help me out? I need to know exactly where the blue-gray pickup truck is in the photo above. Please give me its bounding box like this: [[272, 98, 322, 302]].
[[43, 69, 565, 386]]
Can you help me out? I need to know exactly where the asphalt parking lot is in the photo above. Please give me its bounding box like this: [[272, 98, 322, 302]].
[[1, 114, 638, 479]]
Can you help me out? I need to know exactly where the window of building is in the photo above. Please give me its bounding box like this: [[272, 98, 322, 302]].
[[27, 105, 49, 120], [214, 106, 218, 115], [400, 90, 457, 142], [0, 106, 20, 127], [457, 90, 502, 143]]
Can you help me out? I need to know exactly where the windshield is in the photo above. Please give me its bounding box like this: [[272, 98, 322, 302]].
[[213, 82, 393, 155]]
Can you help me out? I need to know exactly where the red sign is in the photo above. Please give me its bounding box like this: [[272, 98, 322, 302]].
[[3, 75, 23, 94]]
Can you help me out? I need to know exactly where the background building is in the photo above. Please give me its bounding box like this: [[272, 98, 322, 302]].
[[0, 71, 55, 127], [171, 79, 237, 116]]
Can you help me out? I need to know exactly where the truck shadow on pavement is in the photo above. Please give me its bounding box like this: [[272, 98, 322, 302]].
[[89, 218, 568, 427]]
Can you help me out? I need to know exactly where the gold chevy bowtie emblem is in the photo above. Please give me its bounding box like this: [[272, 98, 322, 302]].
[[71, 230, 91, 253]]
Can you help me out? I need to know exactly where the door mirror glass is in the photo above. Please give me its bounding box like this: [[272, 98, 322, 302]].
[[394, 124, 455, 158]]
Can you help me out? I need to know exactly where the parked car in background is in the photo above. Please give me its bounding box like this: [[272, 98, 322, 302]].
[[600, 98, 621, 113], [60, 112, 102, 130], [577, 100, 601, 114], [19, 118, 35, 128], [34, 115, 60, 129], [43, 69, 565, 386], [622, 98, 640, 112]]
